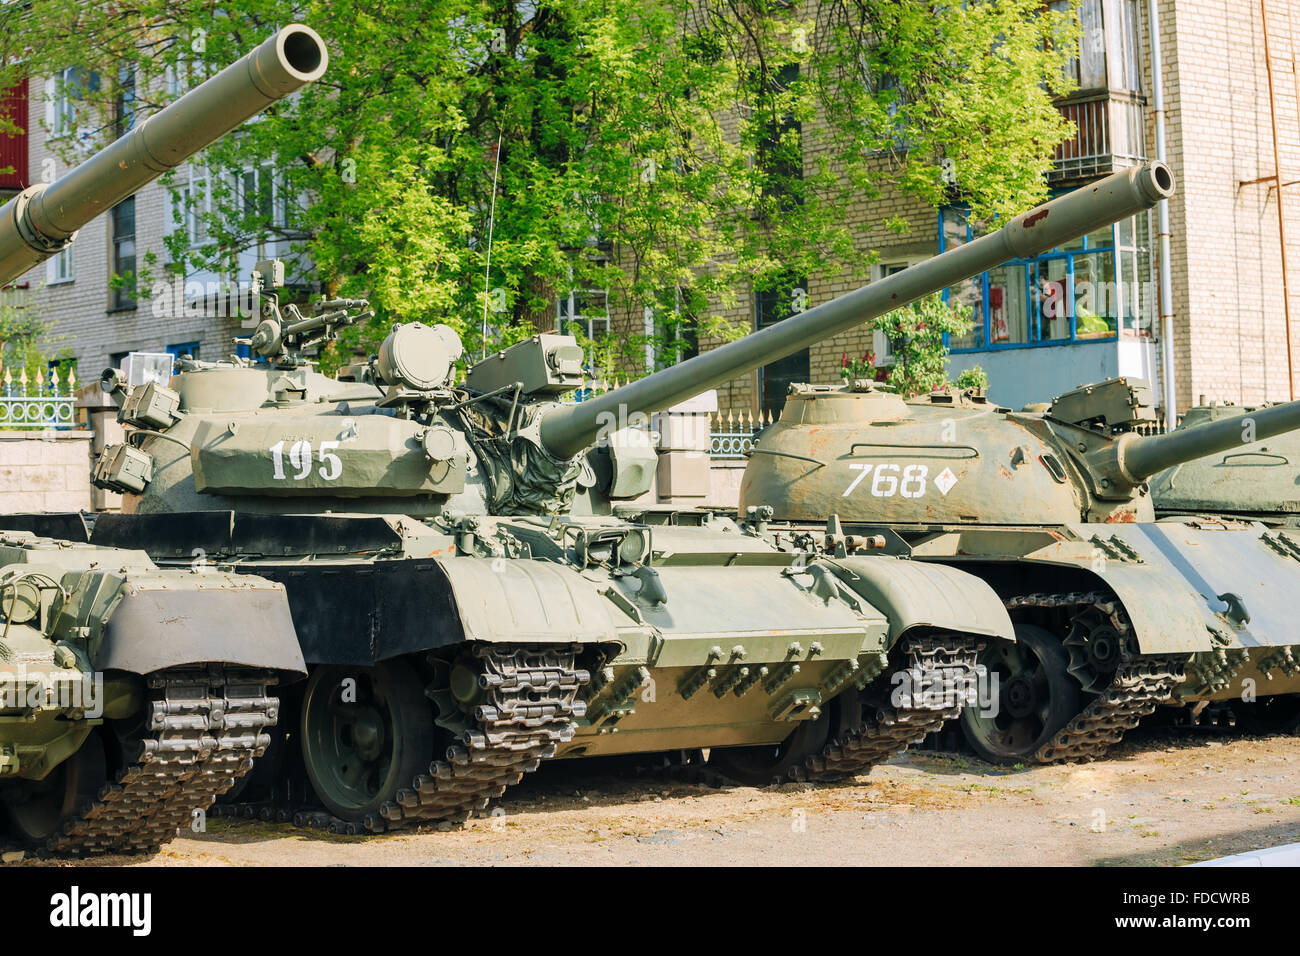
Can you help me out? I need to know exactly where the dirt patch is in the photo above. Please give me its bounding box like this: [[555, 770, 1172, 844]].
[[22, 729, 1300, 867]]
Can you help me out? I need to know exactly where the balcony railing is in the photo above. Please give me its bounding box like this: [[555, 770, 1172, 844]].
[[1050, 91, 1147, 184]]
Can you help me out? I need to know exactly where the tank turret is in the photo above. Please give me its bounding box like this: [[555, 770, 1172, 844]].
[[740, 375, 1300, 525], [1150, 401, 1300, 526], [0, 24, 328, 285], [104, 161, 1177, 520], [535, 162, 1176, 462]]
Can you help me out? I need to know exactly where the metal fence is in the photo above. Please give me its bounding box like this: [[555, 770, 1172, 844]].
[[557, 375, 769, 460], [0, 367, 77, 430], [709, 411, 768, 459]]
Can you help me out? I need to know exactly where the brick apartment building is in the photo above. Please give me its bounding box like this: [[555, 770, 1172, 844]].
[[689, 0, 1300, 420], [0, 66, 295, 378], [3, 1, 1300, 421], [660, 0, 1300, 420]]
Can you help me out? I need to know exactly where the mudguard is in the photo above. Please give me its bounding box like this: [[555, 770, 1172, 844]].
[[826, 557, 1015, 643], [0, 512, 91, 542], [1015, 530, 1216, 654], [434, 556, 619, 646], [1082, 522, 1300, 651], [1085, 563, 1211, 654], [97, 580, 306, 675]]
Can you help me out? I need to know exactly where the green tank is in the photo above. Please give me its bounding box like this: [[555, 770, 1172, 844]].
[[0, 24, 329, 853], [1150, 401, 1300, 527], [85, 163, 1172, 831], [740, 375, 1300, 763], [0, 528, 302, 855], [1147, 401, 1300, 732]]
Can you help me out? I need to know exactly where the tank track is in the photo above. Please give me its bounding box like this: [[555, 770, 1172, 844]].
[[365, 644, 588, 833], [796, 633, 984, 783], [1005, 592, 1186, 764], [32, 666, 278, 857]]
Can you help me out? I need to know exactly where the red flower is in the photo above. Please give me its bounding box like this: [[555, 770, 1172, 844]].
[[841, 352, 849, 367]]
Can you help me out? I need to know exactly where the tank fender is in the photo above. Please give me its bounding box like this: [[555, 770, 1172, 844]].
[[96, 580, 306, 676], [823, 557, 1014, 643], [1077, 563, 1219, 654], [434, 557, 620, 646]]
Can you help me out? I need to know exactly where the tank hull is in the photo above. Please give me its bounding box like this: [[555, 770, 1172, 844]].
[[0, 529, 303, 855], [784, 516, 1300, 761], [91, 508, 1014, 824]]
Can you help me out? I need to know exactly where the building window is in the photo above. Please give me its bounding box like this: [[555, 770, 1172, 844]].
[[941, 204, 1153, 353], [237, 161, 287, 265], [756, 272, 809, 417], [110, 196, 136, 310], [756, 64, 802, 213], [643, 289, 699, 372], [166, 341, 200, 363], [114, 63, 136, 137], [45, 244, 73, 284], [872, 262, 918, 362], [47, 66, 99, 139], [166, 167, 210, 255], [556, 260, 610, 340]]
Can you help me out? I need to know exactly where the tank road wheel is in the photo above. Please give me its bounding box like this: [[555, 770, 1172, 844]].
[[1230, 695, 1300, 735], [710, 689, 861, 786], [3, 730, 109, 847], [960, 624, 1080, 766], [301, 662, 434, 824]]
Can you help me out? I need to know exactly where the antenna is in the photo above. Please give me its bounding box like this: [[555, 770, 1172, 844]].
[[480, 131, 503, 361]]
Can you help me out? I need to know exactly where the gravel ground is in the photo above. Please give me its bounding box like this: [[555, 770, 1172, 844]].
[[25, 728, 1300, 867]]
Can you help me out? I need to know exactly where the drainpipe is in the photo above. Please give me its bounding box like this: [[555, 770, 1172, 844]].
[[1262, 1, 1296, 401], [1147, 0, 1178, 428]]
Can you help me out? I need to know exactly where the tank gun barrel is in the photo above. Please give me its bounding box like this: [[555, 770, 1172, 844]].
[[0, 24, 328, 286], [1105, 399, 1300, 486], [538, 161, 1175, 460]]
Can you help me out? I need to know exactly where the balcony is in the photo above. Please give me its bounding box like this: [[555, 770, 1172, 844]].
[[1050, 90, 1147, 185]]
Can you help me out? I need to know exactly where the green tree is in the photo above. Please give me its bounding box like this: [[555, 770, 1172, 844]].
[[3, 1, 1075, 376], [843, 292, 982, 398]]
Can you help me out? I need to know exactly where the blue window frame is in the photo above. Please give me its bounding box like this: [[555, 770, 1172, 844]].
[[166, 341, 200, 364], [939, 203, 1149, 354]]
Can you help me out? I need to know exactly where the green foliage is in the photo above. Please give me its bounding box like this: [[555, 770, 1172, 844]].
[[839, 351, 874, 382], [10, 1, 1075, 376], [955, 365, 989, 391], [869, 292, 974, 398], [0, 292, 75, 391]]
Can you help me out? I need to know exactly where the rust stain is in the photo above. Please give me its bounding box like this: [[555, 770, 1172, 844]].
[[1022, 209, 1049, 228], [1104, 510, 1139, 523]]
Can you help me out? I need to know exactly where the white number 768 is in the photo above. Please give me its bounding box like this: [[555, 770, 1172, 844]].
[[270, 439, 342, 481], [842, 463, 927, 498]]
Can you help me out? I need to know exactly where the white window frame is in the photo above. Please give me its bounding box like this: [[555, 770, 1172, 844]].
[[871, 261, 920, 366], [166, 166, 211, 253], [45, 244, 74, 285], [555, 264, 610, 340], [45, 67, 99, 142]]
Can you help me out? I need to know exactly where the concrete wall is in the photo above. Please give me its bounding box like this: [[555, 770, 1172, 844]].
[[0, 431, 94, 512]]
